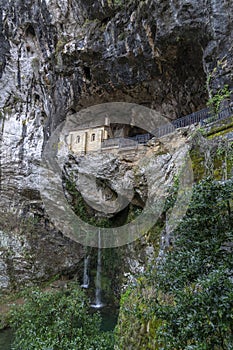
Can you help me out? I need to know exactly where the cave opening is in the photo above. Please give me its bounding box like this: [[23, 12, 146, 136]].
[[25, 24, 36, 37]]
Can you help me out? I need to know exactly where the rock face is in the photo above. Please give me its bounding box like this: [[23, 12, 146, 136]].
[[0, 223, 82, 292], [0, 0, 232, 291]]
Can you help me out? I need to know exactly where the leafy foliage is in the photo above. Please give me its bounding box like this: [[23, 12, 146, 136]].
[[115, 179, 233, 349], [207, 85, 231, 115], [10, 284, 114, 350], [155, 179, 233, 349]]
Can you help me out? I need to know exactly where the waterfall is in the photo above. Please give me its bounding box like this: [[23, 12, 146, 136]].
[[91, 230, 104, 308], [81, 256, 90, 289]]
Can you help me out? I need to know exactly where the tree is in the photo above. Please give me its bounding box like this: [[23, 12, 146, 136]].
[[155, 179, 233, 349], [115, 179, 233, 349], [10, 284, 114, 350]]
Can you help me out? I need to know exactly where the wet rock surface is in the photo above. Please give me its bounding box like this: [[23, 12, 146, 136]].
[[0, 0, 232, 291]]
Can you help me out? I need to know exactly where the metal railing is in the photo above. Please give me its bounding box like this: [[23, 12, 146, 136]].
[[153, 105, 233, 138], [101, 105, 233, 150]]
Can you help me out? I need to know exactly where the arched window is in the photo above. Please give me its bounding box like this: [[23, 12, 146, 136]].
[[91, 133, 95, 141], [76, 135, 80, 143]]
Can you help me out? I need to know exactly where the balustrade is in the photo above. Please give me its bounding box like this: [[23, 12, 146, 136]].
[[101, 105, 233, 150]]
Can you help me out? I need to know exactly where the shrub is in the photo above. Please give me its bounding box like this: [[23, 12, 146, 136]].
[[10, 284, 114, 350]]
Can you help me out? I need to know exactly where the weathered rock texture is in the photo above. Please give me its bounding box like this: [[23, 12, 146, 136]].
[[0, 0, 233, 291], [0, 221, 82, 291]]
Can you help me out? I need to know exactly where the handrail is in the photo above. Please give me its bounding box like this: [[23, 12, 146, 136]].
[[101, 105, 233, 149], [153, 105, 233, 138]]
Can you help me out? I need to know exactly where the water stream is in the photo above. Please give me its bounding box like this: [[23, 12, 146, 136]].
[[81, 255, 90, 289], [91, 230, 105, 308]]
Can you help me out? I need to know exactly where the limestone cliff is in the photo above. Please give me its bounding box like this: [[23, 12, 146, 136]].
[[0, 0, 233, 291]]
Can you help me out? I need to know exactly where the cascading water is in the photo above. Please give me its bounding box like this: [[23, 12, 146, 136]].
[[81, 255, 90, 289], [91, 230, 105, 308]]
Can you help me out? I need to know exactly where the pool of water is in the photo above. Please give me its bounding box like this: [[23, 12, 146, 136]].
[[0, 328, 13, 350], [90, 304, 119, 332], [100, 306, 119, 331]]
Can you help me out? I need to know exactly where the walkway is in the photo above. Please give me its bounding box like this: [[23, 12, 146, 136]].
[[154, 105, 233, 138], [101, 104, 233, 150]]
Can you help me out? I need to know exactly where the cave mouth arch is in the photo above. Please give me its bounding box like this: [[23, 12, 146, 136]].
[[70, 25, 209, 120]]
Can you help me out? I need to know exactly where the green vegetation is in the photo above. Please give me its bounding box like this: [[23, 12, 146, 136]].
[[6, 120, 233, 349], [205, 117, 233, 139], [191, 123, 233, 182], [10, 284, 114, 350], [110, 0, 132, 8], [65, 178, 111, 228], [154, 179, 233, 349], [190, 147, 206, 182], [115, 178, 233, 349], [126, 205, 143, 223], [65, 177, 144, 227], [207, 85, 231, 116], [114, 0, 124, 5]]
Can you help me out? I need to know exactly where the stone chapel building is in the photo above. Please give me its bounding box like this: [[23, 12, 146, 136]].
[[67, 117, 112, 154]]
